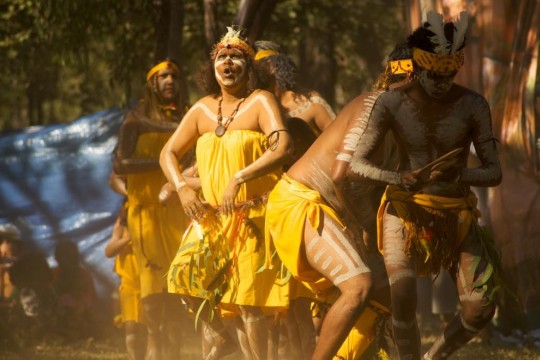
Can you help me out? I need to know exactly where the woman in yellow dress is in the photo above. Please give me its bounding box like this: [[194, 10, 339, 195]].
[[160, 27, 292, 360]]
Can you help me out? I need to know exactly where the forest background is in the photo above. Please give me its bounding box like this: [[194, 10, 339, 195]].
[[0, 0, 412, 130], [1, 0, 540, 336]]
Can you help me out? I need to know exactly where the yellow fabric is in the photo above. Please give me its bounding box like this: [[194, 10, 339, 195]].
[[335, 301, 390, 360], [146, 61, 179, 81], [412, 47, 464, 73], [168, 130, 287, 314], [377, 185, 479, 256], [266, 174, 345, 295], [126, 132, 187, 298], [389, 59, 413, 74], [114, 236, 142, 323], [255, 49, 279, 61]]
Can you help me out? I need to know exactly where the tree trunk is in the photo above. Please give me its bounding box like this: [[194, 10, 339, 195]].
[[234, 0, 277, 42], [483, 0, 540, 332], [153, 0, 170, 63], [204, 0, 219, 55], [152, 0, 189, 109], [296, 4, 337, 107], [167, 0, 189, 108]]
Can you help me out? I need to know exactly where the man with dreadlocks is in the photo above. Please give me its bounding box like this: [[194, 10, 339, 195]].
[[349, 11, 502, 359], [160, 27, 292, 360], [113, 59, 192, 360]]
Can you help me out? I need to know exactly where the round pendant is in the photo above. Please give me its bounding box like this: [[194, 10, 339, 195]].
[[215, 125, 226, 137]]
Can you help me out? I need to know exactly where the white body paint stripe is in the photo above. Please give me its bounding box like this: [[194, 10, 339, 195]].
[[234, 94, 279, 129], [388, 269, 416, 286], [336, 153, 353, 162], [325, 220, 363, 267], [334, 267, 370, 286]]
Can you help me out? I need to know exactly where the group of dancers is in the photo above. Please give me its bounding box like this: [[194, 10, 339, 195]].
[[108, 9, 503, 360]]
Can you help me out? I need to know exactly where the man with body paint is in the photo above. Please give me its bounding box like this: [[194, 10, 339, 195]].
[[159, 27, 292, 360], [254, 41, 337, 360], [264, 41, 417, 360], [113, 59, 192, 360], [349, 12, 502, 360]]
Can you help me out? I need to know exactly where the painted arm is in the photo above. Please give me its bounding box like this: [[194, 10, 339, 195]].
[[311, 95, 336, 133], [221, 91, 293, 215], [461, 96, 502, 187], [348, 92, 409, 186], [158, 164, 201, 205], [160, 106, 205, 219]]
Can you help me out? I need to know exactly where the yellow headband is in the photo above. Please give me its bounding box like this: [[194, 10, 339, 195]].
[[146, 61, 179, 81], [255, 49, 279, 61], [211, 26, 255, 60], [413, 47, 464, 73], [389, 59, 413, 74]]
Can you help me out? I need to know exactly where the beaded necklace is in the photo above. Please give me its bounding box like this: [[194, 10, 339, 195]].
[[215, 95, 246, 137]]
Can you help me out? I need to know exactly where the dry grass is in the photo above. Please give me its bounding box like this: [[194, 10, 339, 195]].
[[1, 321, 539, 359]]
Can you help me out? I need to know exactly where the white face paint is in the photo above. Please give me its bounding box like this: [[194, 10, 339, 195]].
[[214, 48, 247, 87], [419, 69, 456, 98], [156, 68, 179, 102]]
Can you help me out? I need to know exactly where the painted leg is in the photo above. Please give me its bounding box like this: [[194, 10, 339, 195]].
[[382, 209, 421, 360], [184, 296, 237, 360], [424, 235, 496, 359], [239, 306, 268, 360], [142, 294, 163, 360], [125, 321, 147, 360], [234, 316, 253, 360], [303, 215, 372, 360]]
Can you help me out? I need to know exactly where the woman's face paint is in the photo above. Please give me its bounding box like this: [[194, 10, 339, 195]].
[[214, 48, 247, 87]]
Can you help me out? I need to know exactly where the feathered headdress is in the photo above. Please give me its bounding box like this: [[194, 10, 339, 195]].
[[211, 26, 255, 60], [426, 11, 449, 55], [451, 11, 468, 54], [414, 10, 468, 73]]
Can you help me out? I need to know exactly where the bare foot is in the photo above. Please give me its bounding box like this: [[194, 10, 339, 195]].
[[204, 338, 237, 360]]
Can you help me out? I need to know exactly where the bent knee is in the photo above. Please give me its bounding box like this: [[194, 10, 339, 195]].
[[461, 301, 496, 329], [339, 273, 373, 304]]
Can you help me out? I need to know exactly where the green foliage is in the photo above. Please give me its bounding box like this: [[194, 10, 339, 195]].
[[264, 0, 405, 107], [0, 0, 406, 129]]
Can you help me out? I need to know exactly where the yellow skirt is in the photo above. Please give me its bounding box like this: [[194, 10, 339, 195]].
[[168, 207, 289, 316]]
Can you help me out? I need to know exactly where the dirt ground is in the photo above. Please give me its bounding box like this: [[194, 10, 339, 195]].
[[1, 318, 539, 359]]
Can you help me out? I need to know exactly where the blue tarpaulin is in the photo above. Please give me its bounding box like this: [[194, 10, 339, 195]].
[[0, 108, 126, 298]]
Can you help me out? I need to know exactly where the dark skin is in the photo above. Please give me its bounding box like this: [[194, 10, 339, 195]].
[[160, 47, 292, 360], [113, 67, 190, 360], [350, 70, 502, 360]]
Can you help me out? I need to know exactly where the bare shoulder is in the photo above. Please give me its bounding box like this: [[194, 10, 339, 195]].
[[249, 89, 275, 101], [452, 84, 490, 109], [338, 91, 385, 118], [194, 95, 218, 107], [184, 95, 217, 117]]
